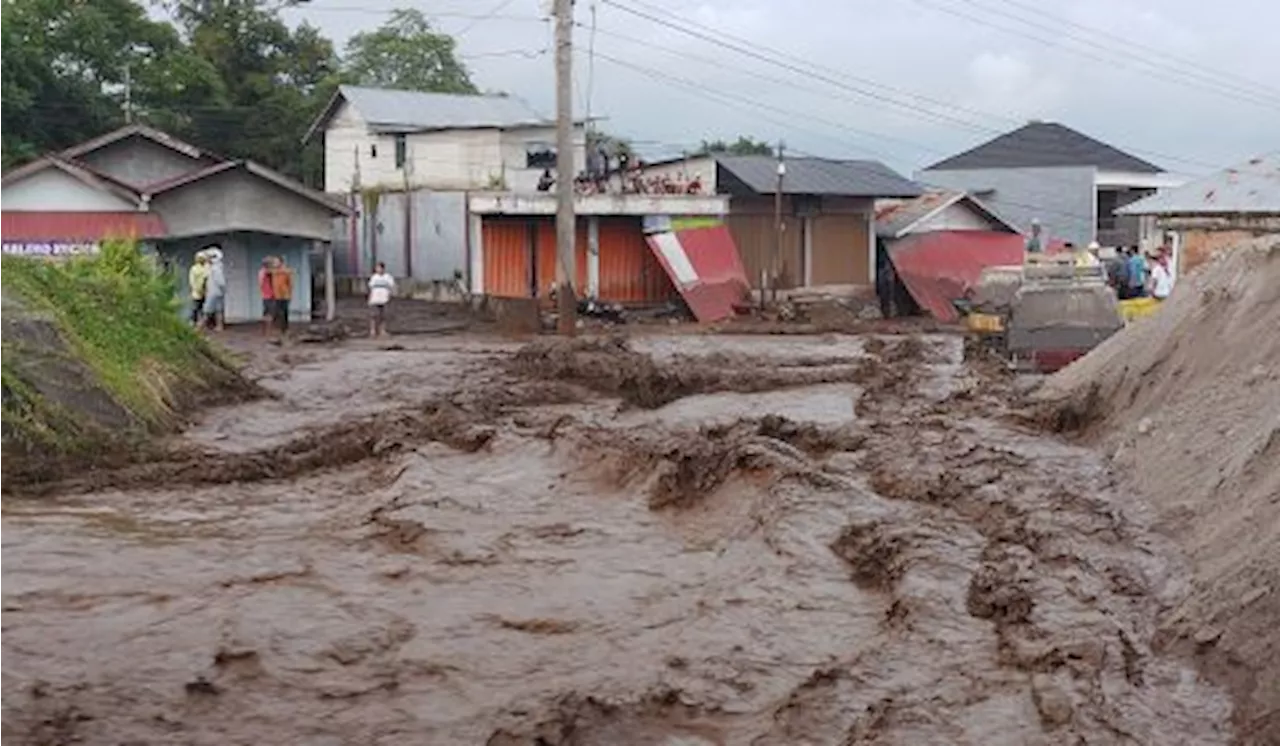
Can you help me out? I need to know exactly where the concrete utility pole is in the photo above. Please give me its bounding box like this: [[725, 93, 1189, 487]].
[[554, 0, 578, 335], [773, 140, 786, 302]]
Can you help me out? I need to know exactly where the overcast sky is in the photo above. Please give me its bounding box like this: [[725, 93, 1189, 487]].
[[286, 0, 1279, 177]]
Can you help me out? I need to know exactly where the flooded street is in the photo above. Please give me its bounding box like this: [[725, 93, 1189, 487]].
[[2, 333, 1234, 744]]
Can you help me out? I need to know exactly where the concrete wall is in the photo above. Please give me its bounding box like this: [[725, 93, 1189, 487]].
[[78, 138, 208, 187], [917, 165, 1097, 246], [331, 189, 469, 282], [1, 169, 137, 211], [322, 100, 587, 193], [151, 169, 338, 241], [162, 232, 312, 324], [633, 156, 718, 194]]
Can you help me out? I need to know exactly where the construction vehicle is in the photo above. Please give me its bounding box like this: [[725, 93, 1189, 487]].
[[956, 254, 1126, 373]]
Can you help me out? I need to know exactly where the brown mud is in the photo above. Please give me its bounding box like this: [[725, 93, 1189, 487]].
[[1, 332, 1238, 744]]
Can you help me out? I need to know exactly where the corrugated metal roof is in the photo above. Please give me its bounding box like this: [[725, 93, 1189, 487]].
[[924, 122, 1162, 174], [339, 85, 550, 132], [876, 189, 1021, 238], [1, 211, 167, 241], [716, 155, 921, 198], [1117, 153, 1280, 216], [888, 230, 1027, 322]]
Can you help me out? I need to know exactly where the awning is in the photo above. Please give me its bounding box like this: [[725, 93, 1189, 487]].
[[645, 225, 749, 322], [2, 211, 167, 242], [887, 230, 1026, 322]]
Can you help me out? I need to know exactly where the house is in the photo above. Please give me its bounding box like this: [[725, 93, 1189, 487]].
[[639, 154, 921, 289], [1117, 153, 1280, 275], [873, 189, 1024, 320], [1, 124, 351, 323], [304, 85, 587, 194], [917, 121, 1184, 249]]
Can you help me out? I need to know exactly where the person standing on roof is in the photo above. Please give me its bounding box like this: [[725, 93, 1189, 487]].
[[1025, 218, 1045, 254]]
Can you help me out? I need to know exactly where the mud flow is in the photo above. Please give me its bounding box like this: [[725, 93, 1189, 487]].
[[2, 334, 1234, 744]]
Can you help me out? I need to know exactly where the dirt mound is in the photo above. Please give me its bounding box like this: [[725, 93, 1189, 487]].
[[511, 335, 876, 409], [1037, 236, 1280, 744]]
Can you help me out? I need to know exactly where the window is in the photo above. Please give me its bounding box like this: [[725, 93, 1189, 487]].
[[370, 143, 378, 159], [526, 143, 557, 169], [394, 134, 407, 169]]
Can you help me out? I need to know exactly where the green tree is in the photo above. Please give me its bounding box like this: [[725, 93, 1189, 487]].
[[696, 136, 775, 157], [343, 9, 476, 94]]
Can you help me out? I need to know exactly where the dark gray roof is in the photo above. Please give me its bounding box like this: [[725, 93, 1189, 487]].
[[924, 122, 1162, 173], [716, 155, 921, 198], [304, 85, 552, 143]]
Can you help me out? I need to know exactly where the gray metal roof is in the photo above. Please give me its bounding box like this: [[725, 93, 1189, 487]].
[[924, 121, 1162, 174], [874, 189, 1021, 238], [304, 86, 552, 142], [1117, 153, 1280, 216], [716, 155, 921, 198]]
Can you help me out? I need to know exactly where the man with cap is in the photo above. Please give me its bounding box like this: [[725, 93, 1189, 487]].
[[202, 245, 227, 332], [188, 251, 210, 328]]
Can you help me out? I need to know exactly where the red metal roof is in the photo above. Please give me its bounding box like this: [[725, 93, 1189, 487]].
[[1, 211, 167, 241], [887, 230, 1026, 322], [646, 225, 749, 322]]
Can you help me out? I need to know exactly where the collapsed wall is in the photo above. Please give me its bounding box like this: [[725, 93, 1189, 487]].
[[1036, 236, 1280, 744]]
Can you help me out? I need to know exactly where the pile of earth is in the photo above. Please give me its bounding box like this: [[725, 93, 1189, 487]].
[[1036, 235, 1280, 744], [1, 254, 257, 489]]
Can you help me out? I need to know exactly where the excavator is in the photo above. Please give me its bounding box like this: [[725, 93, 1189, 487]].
[[957, 254, 1134, 373]]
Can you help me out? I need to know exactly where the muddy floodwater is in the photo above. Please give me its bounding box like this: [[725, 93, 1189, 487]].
[[2, 333, 1234, 744]]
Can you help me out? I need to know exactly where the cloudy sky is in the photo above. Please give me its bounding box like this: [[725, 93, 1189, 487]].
[[286, 0, 1279, 177]]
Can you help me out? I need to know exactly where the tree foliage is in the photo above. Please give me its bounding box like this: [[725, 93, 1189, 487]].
[[696, 136, 775, 157], [1, 0, 478, 182], [343, 9, 476, 94]]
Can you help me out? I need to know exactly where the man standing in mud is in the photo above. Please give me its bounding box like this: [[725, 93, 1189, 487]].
[[188, 251, 209, 328], [270, 256, 293, 340]]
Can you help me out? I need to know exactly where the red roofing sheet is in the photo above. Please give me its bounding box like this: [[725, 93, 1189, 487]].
[[1, 211, 167, 241], [888, 230, 1026, 322], [645, 225, 749, 322]]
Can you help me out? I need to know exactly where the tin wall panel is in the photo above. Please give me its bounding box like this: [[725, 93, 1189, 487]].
[[810, 213, 870, 285], [599, 217, 677, 303], [411, 190, 468, 282], [535, 219, 587, 298], [726, 211, 802, 289], [482, 218, 532, 297]]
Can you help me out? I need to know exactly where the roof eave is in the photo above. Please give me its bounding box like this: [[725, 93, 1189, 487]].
[[303, 88, 346, 145]]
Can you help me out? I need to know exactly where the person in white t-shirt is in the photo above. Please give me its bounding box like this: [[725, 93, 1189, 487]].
[[367, 262, 396, 338], [1149, 247, 1174, 300]]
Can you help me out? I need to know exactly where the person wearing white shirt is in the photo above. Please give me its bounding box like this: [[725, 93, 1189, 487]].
[[1149, 249, 1174, 300], [367, 262, 396, 338]]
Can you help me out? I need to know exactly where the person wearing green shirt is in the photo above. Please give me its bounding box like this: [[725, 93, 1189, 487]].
[[188, 251, 210, 327]]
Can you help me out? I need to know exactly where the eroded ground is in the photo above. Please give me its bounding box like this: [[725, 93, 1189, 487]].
[[1, 332, 1234, 744]]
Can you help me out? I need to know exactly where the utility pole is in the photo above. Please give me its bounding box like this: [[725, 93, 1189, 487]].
[[553, 0, 578, 335], [772, 140, 786, 303], [123, 64, 133, 123]]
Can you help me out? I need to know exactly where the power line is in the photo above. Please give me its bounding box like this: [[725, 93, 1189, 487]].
[[917, 0, 1280, 109], [601, 0, 1235, 172], [451, 0, 526, 38]]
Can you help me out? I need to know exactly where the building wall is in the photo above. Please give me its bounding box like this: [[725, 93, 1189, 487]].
[[634, 156, 718, 194], [726, 195, 874, 288], [322, 100, 587, 193], [151, 169, 338, 241], [726, 198, 803, 289], [1, 169, 137, 211], [1176, 228, 1271, 275], [917, 165, 1096, 247], [330, 190, 470, 281], [77, 138, 207, 187]]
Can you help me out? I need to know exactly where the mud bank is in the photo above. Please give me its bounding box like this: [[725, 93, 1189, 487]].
[[1, 333, 1236, 744], [1037, 237, 1280, 745]]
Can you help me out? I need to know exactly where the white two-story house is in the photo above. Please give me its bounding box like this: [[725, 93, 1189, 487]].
[[304, 85, 586, 194]]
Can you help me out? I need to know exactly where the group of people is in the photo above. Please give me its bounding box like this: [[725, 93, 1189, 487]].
[[185, 248, 294, 337], [1107, 244, 1174, 301]]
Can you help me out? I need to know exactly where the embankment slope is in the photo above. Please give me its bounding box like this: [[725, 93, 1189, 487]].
[[1038, 237, 1280, 744], [2, 248, 255, 487]]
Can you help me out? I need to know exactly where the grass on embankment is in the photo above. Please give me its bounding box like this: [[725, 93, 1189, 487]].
[[2, 240, 255, 483]]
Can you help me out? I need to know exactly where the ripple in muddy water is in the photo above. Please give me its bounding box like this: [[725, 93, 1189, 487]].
[[0, 334, 1234, 744]]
